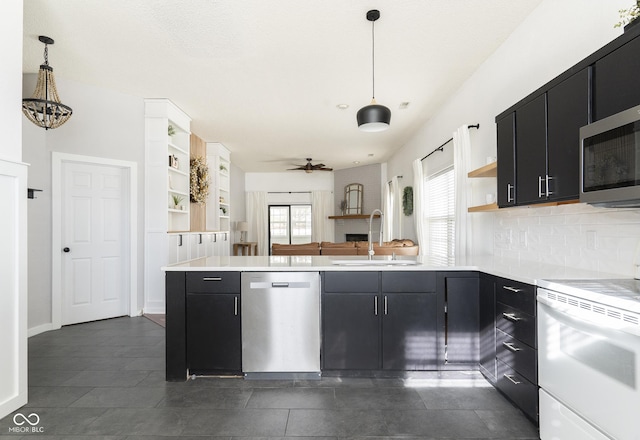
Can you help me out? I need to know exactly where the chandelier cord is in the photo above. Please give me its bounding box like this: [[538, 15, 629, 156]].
[[44, 43, 49, 66]]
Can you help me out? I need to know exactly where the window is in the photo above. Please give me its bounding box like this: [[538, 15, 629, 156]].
[[268, 205, 312, 250], [424, 166, 455, 265]]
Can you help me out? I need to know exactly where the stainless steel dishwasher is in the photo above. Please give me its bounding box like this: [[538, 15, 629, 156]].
[[241, 272, 321, 379]]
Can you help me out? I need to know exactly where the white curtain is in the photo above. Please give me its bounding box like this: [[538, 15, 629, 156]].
[[412, 158, 428, 256], [245, 191, 268, 256], [311, 190, 334, 243], [392, 175, 402, 239], [453, 125, 472, 263], [382, 181, 393, 240]]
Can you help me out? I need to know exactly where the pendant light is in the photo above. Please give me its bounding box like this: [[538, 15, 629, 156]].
[[357, 10, 391, 132], [22, 36, 73, 130]]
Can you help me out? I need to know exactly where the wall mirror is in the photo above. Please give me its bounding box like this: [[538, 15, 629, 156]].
[[344, 183, 363, 215]]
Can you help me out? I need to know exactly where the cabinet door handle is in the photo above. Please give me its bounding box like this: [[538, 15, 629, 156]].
[[502, 286, 523, 293], [374, 296, 378, 316], [502, 312, 522, 322], [507, 183, 514, 203], [203, 277, 222, 281], [502, 341, 521, 352], [199, 234, 202, 244], [234, 296, 238, 316], [178, 234, 183, 246], [538, 176, 545, 198], [504, 374, 522, 385], [546, 175, 554, 196], [384, 296, 388, 315]]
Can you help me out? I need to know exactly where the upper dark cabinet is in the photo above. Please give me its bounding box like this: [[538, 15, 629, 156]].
[[594, 36, 640, 121], [546, 68, 590, 201], [515, 94, 548, 205], [497, 113, 516, 207]]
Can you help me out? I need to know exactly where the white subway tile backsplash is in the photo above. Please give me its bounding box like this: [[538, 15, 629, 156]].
[[492, 203, 640, 277]]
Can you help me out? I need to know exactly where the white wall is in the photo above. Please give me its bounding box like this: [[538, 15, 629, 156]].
[[0, 0, 27, 420], [386, 0, 637, 272], [22, 75, 145, 333], [229, 162, 246, 244], [245, 171, 333, 192]]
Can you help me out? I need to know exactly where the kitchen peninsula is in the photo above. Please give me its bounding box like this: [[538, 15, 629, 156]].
[[163, 254, 621, 424]]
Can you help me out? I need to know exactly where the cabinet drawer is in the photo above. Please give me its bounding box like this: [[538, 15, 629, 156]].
[[496, 359, 538, 423], [323, 271, 378, 293], [496, 278, 535, 315], [382, 271, 436, 293], [186, 271, 241, 293], [496, 302, 536, 348], [496, 328, 537, 384]]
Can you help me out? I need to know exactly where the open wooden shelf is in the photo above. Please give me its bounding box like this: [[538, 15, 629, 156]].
[[329, 214, 381, 220], [468, 203, 499, 213], [468, 161, 497, 178]]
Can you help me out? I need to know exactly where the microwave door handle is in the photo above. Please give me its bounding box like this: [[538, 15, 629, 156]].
[[537, 295, 640, 338], [538, 176, 545, 198], [546, 175, 554, 196]]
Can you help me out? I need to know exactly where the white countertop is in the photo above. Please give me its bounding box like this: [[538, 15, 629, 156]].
[[163, 254, 625, 285]]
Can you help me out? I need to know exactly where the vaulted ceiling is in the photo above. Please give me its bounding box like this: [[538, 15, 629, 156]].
[[23, 0, 542, 172]]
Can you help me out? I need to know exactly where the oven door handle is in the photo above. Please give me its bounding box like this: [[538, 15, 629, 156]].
[[538, 294, 640, 337]]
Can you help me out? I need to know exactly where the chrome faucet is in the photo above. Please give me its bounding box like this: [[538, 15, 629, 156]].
[[368, 209, 384, 259]]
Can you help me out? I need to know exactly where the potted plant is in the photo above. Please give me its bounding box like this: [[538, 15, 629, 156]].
[[219, 164, 228, 172], [615, 1, 640, 30], [171, 194, 183, 210]]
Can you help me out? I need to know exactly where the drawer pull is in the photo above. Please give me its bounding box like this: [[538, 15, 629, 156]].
[[503, 286, 523, 293], [504, 374, 522, 385], [502, 312, 522, 322], [502, 342, 521, 352], [203, 277, 222, 281]]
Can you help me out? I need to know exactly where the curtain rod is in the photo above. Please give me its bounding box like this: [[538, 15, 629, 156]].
[[421, 124, 480, 161], [387, 175, 403, 184]]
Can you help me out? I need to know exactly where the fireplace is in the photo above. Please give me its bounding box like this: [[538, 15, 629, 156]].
[[345, 233, 368, 242]]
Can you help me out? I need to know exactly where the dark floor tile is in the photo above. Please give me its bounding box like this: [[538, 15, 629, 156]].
[[83, 407, 193, 436], [299, 377, 375, 387], [101, 335, 164, 347], [25, 386, 92, 407], [286, 409, 389, 437], [158, 386, 252, 408], [28, 370, 79, 387], [334, 387, 425, 410], [69, 387, 167, 408], [247, 387, 336, 409], [0, 407, 108, 436], [113, 346, 164, 358], [384, 409, 492, 437], [187, 377, 291, 388], [417, 386, 516, 410], [122, 357, 164, 371], [475, 409, 539, 438], [61, 370, 150, 387], [181, 408, 289, 436], [28, 356, 89, 371]]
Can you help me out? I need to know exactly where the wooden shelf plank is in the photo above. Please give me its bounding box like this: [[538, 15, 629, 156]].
[[468, 161, 497, 178], [468, 202, 499, 212], [328, 214, 381, 220]]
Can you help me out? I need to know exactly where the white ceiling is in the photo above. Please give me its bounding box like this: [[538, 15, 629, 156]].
[[23, 0, 542, 172]]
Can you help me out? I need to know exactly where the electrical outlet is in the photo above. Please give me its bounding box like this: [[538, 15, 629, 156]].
[[586, 230, 597, 250]]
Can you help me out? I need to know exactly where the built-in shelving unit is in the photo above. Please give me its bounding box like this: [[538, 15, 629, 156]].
[[144, 98, 191, 313], [206, 143, 231, 248]]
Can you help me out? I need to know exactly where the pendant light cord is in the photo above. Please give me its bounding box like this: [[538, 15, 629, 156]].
[[371, 18, 376, 100]]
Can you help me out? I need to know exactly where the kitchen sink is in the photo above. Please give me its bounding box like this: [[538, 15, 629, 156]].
[[330, 259, 419, 266]]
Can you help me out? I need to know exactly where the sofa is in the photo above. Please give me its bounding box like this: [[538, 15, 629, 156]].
[[271, 239, 418, 256]]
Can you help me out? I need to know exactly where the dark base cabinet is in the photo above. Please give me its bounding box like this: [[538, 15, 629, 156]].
[[479, 273, 496, 382], [185, 272, 241, 375], [496, 359, 539, 422], [321, 271, 437, 372]]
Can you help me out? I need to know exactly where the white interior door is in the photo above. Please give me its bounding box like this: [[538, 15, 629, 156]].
[[61, 161, 130, 325]]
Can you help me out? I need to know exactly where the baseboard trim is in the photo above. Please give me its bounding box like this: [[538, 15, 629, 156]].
[[28, 322, 54, 338]]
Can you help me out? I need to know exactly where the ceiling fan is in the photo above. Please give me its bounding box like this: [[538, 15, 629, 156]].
[[288, 158, 333, 173]]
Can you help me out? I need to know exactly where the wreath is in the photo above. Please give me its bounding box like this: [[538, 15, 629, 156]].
[[402, 186, 413, 216], [190, 156, 210, 204]]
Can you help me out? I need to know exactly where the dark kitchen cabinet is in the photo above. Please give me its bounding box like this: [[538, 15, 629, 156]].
[[494, 277, 538, 423], [594, 35, 640, 121], [497, 113, 516, 207], [185, 272, 241, 374], [515, 94, 548, 205], [381, 272, 438, 370], [479, 273, 496, 382], [321, 271, 437, 372], [546, 68, 590, 201], [437, 272, 480, 368]]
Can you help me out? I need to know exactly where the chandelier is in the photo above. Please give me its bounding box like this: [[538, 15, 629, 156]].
[[22, 36, 73, 130]]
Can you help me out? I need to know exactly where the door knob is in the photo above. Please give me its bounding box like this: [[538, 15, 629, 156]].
[[63, 247, 70, 253]]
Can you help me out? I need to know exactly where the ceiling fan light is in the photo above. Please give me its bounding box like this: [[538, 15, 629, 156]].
[[357, 103, 391, 132]]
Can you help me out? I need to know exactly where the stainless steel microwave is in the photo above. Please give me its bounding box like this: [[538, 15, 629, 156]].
[[580, 104, 640, 207]]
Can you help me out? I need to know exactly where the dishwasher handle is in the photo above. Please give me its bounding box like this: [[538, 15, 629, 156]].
[[271, 282, 289, 288]]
